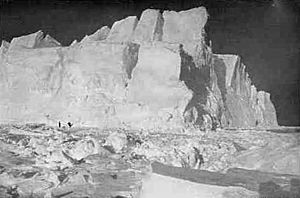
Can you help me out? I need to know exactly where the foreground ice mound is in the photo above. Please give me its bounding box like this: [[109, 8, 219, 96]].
[[0, 7, 277, 129]]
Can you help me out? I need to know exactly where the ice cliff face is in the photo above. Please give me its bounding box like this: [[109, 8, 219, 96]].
[[0, 7, 277, 129]]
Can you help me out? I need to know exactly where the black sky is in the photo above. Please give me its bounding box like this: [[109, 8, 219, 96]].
[[0, 0, 299, 126]]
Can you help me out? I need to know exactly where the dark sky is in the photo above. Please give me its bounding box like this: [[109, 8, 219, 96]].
[[0, 0, 299, 126]]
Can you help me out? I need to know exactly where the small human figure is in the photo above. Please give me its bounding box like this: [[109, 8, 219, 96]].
[[67, 122, 73, 128], [58, 121, 61, 128], [193, 147, 204, 169]]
